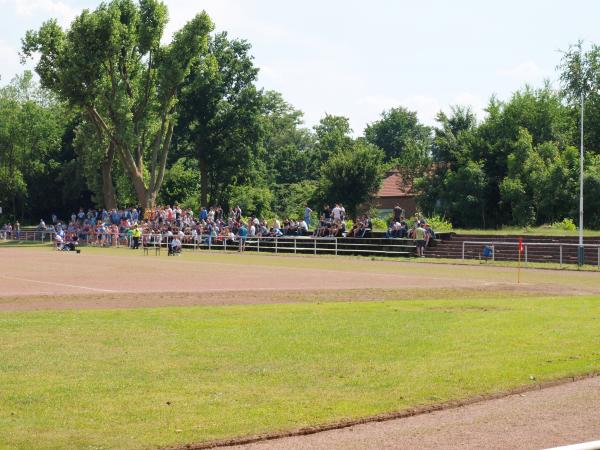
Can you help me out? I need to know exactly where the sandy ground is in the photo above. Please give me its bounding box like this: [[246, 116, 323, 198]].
[[0, 248, 502, 297], [1, 248, 599, 311], [227, 376, 600, 450]]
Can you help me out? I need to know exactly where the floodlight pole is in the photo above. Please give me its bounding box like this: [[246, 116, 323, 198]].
[[578, 90, 585, 267]]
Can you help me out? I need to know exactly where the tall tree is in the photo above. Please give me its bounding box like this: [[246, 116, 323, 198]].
[[364, 106, 431, 162], [312, 115, 353, 171], [0, 72, 73, 221], [260, 91, 315, 185], [559, 41, 600, 154], [364, 106, 431, 187], [317, 140, 385, 219], [21, 0, 214, 208], [175, 32, 262, 207]]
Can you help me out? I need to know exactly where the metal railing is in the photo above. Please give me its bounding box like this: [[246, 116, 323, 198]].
[[140, 234, 416, 257], [1, 229, 420, 258], [0, 230, 56, 242], [461, 240, 600, 268]]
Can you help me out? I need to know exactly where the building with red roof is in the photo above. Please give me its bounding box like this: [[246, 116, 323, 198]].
[[373, 170, 416, 216]]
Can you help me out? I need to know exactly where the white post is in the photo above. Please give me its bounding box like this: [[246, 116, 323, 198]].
[[579, 90, 585, 266], [462, 241, 465, 260], [560, 245, 563, 268]]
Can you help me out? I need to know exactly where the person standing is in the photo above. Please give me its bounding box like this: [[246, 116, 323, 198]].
[[131, 225, 141, 250], [238, 222, 248, 252], [393, 204, 403, 222], [304, 205, 312, 230], [415, 223, 427, 257]]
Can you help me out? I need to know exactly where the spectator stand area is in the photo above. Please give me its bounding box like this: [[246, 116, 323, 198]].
[[3, 205, 456, 258], [1, 228, 423, 258]]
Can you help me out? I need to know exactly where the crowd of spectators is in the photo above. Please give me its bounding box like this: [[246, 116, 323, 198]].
[[0, 221, 20, 240], [3, 202, 436, 255]]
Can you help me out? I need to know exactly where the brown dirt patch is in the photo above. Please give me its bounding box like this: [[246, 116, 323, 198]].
[[0, 287, 550, 312]]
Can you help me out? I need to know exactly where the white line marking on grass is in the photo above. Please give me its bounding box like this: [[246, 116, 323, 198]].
[[0, 275, 117, 293]]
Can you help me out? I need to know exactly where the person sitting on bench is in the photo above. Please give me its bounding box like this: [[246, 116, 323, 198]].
[[54, 233, 64, 250], [169, 236, 182, 255], [64, 235, 80, 253]]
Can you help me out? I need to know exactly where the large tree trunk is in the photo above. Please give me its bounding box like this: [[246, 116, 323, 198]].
[[199, 156, 208, 208], [143, 190, 156, 210], [100, 142, 117, 209], [85, 107, 169, 212], [101, 160, 117, 210]]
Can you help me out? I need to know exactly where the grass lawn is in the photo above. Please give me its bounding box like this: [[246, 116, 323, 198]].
[[1, 294, 600, 449]]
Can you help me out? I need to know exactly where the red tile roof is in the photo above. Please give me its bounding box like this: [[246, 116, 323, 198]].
[[377, 171, 414, 198]]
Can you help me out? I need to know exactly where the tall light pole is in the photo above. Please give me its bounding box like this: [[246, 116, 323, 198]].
[[578, 89, 585, 267]]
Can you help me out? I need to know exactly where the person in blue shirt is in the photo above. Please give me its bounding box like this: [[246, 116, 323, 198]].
[[304, 205, 312, 230], [238, 223, 248, 252]]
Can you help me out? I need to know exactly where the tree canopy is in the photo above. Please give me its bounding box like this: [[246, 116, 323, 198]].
[[2, 7, 600, 232], [21, 0, 214, 208]]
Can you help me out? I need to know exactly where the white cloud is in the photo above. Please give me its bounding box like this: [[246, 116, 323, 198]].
[[357, 92, 488, 129], [500, 60, 548, 84], [401, 95, 442, 126], [0, 40, 22, 84], [359, 95, 400, 112], [163, 0, 249, 41], [449, 92, 487, 122], [0, 0, 78, 26]]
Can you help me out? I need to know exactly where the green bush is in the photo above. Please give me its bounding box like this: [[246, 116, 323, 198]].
[[371, 217, 388, 231], [425, 214, 453, 232], [272, 181, 318, 220], [157, 158, 200, 207], [228, 185, 274, 218], [550, 218, 577, 231], [179, 196, 201, 213]]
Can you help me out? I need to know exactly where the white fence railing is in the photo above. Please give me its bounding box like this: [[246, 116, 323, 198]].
[[140, 234, 416, 257], [461, 240, 600, 268], [0, 230, 56, 242]]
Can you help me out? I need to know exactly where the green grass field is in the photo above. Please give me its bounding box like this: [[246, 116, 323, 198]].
[[1, 292, 600, 449]]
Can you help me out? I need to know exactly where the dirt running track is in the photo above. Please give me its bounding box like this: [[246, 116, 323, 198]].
[[228, 376, 600, 450], [1, 247, 600, 311]]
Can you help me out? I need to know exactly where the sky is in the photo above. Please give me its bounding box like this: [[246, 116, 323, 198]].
[[1, 0, 600, 134]]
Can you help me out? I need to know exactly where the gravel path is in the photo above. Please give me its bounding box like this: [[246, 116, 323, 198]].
[[227, 376, 600, 450]]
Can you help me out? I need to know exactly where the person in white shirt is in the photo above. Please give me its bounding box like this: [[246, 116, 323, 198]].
[[299, 220, 309, 235], [54, 233, 64, 250], [332, 204, 342, 221], [170, 237, 182, 255]]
